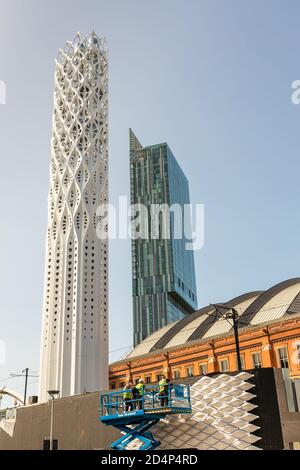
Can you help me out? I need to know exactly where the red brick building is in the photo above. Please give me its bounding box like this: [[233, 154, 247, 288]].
[[109, 278, 300, 388]]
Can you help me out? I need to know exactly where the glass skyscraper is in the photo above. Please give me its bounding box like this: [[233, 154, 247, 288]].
[[130, 129, 197, 346]]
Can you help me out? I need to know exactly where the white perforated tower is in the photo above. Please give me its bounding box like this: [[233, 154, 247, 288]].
[[39, 32, 109, 402]]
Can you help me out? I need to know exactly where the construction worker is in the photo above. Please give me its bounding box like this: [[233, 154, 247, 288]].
[[159, 375, 170, 407], [135, 378, 144, 410], [123, 380, 133, 412]]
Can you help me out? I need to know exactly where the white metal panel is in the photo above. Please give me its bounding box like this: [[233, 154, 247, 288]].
[[250, 282, 300, 325], [203, 318, 232, 338], [165, 312, 213, 348], [203, 294, 260, 339], [127, 322, 178, 357], [152, 373, 260, 450]]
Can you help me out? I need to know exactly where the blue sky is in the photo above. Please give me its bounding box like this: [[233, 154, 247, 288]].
[[1, 0, 300, 400]]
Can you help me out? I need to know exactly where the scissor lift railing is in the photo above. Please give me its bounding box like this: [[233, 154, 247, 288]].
[[100, 384, 192, 450]]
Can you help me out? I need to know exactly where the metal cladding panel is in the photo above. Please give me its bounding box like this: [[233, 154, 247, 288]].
[[151, 372, 261, 450], [286, 291, 300, 315], [188, 291, 261, 343], [202, 317, 232, 338], [240, 278, 300, 326], [165, 313, 211, 349], [201, 295, 258, 339], [149, 306, 212, 352], [250, 282, 300, 325], [127, 322, 178, 358]]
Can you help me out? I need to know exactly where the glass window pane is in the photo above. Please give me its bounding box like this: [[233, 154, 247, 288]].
[[219, 359, 229, 372], [252, 353, 262, 368], [278, 347, 289, 368], [199, 363, 207, 375]]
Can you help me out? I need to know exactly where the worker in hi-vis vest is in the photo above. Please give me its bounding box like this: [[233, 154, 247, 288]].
[[135, 378, 145, 409], [159, 375, 170, 407], [123, 380, 133, 412]]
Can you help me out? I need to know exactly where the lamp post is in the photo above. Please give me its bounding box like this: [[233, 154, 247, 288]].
[[47, 389, 59, 450], [226, 308, 242, 371], [210, 304, 243, 371]]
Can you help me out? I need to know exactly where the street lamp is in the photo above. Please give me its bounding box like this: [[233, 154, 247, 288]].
[[47, 389, 60, 450], [210, 304, 243, 371]]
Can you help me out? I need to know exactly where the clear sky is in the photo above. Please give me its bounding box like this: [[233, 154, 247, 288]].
[[1, 0, 300, 401]]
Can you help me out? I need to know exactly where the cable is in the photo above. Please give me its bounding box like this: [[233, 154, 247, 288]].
[[109, 345, 133, 354]]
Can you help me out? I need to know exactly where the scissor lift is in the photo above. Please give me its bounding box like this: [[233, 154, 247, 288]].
[[99, 384, 192, 450]]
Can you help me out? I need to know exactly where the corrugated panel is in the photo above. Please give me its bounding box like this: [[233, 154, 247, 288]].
[[164, 313, 212, 348], [149, 306, 212, 352], [203, 295, 261, 339], [203, 318, 232, 338], [240, 278, 300, 326], [187, 291, 261, 343], [250, 282, 300, 325], [127, 322, 177, 358], [287, 292, 300, 315]]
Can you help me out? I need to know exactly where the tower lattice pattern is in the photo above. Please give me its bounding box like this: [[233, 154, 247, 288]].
[[39, 32, 108, 402]]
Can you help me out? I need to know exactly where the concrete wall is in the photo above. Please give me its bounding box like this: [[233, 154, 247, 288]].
[[0, 392, 119, 450]]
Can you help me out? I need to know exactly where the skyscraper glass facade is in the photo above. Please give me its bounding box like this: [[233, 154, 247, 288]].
[[130, 129, 197, 346]]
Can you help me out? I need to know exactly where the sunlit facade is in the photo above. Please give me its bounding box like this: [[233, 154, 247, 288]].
[[110, 278, 300, 388]]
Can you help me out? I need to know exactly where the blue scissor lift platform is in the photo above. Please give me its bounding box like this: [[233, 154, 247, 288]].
[[99, 384, 192, 450]]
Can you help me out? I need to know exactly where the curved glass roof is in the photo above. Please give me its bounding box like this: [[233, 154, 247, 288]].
[[127, 278, 300, 358]]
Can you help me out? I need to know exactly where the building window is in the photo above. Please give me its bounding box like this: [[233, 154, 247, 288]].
[[173, 369, 181, 379], [219, 359, 229, 372], [297, 344, 300, 365], [145, 375, 151, 384], [277, 347, 289, 369], [156, 374, 163, 382], [111, 382, 116, 390], [252, 352, 262, 369], [199, 363, 207, 375], [186, 366, 194, 377]]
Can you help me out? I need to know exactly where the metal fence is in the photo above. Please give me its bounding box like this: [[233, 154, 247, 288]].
[[100, 383, 191, 417]]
